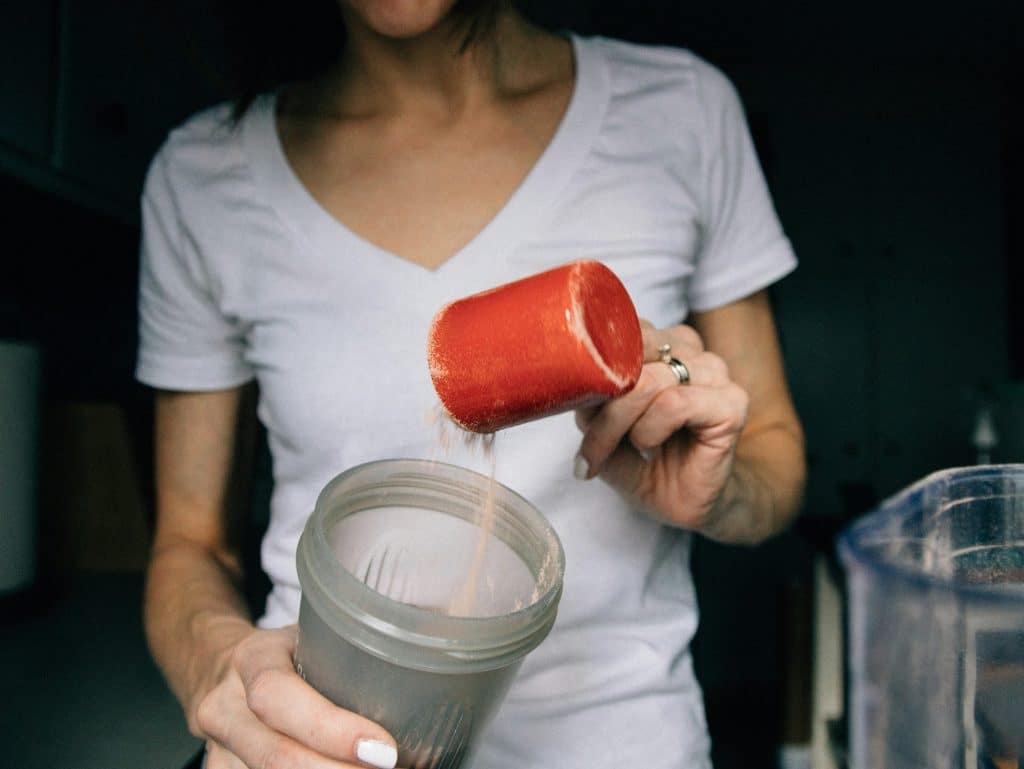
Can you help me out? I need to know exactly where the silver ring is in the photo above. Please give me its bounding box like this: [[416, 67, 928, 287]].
[[658, 343, 672, 364], [665, 356, 690, 385]]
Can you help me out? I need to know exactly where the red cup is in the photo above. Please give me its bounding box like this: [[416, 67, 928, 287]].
[[428, 260, 643, 433]]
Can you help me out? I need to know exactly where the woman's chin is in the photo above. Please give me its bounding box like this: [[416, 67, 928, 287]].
[[344, 0, 462, 40]]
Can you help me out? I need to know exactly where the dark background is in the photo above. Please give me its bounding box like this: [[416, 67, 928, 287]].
[[0, 1, 1020, 767]]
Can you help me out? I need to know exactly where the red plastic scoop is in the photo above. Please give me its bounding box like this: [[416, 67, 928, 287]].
[[427, 260, 643, 433]]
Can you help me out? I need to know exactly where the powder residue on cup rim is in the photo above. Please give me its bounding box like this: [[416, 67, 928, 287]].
[[565, 261, 640, 393], [425, 304, 451, 387], [425, 314, 486, 433], [565, 292, 630, 392]]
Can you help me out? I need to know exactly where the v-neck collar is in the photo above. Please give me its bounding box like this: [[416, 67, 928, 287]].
[[243, 34, 609, 277]]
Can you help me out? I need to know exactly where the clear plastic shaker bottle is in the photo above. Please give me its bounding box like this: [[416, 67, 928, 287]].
[[294, 459, 565, 769]]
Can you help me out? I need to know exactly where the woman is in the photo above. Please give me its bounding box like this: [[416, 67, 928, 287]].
[[137, 1, 806, 767]]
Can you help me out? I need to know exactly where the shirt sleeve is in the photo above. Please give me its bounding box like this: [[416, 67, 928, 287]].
[[686, 63, 797, 312], [135, 149, 255, 390]]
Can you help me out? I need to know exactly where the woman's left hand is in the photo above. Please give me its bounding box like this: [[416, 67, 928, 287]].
[[574, 320, 750, 533]]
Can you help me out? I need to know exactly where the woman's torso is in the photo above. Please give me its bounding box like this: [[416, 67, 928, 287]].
[[137, 33, 793, 768]]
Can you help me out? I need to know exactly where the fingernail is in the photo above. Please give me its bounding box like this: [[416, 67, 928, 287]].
[[637, 447, 654, 463], [356, 739, 398, 769], [573, 452, 590, 481]]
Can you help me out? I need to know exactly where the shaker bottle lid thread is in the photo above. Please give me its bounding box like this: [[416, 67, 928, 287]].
[[427, 260, 643, 433]]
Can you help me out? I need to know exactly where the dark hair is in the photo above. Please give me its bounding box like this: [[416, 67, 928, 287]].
[[215, 0, 505, 120]]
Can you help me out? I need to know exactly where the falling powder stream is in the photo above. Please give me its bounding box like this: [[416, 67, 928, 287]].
[[427, 405, 500, 617], [447, 436, 497, 616], [426, 404, 557, 617]]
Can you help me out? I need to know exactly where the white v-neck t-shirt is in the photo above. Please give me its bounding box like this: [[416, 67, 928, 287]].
[[137, 34, 796, 769]]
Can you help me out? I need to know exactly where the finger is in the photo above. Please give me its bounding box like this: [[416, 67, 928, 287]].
[[650, 351, 731, 389], [578, 352, 734, 475], [232, 629, 398, 767], [574, 404, 601, 431], [592, 440, 656, 505], [628, 382, 750, 451], [577, 364, 667, 476], [205, 742, 247, 769], [640, 322, 705, 363], [202, 680, 378, 769]]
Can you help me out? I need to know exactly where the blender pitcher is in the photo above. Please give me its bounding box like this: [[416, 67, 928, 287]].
[[839, 465, 1024, 769]]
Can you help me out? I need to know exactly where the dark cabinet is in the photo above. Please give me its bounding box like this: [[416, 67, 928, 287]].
[[0, 1, 58, 161], [0, 1, 227, 220], [58, 0, 226, 212]]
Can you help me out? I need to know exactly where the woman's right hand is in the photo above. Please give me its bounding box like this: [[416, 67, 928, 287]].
[[194, 624, 399, 769]]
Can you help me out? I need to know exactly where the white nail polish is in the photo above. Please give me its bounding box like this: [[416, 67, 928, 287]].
[[574, 453, 590, 480], [356, 739, 398, 769]]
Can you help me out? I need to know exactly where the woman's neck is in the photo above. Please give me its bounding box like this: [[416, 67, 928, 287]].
[[314, 9, 561, 119]]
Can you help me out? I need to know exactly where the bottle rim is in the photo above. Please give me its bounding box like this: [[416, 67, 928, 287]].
[[838, 463, 1024, 604]]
